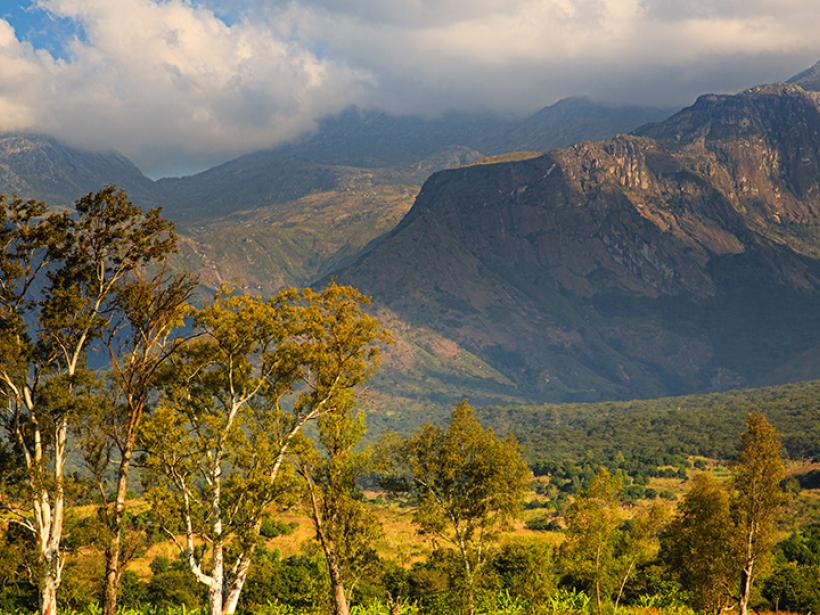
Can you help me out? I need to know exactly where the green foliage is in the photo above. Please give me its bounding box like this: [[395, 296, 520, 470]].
[[560, 471, 668, 615], [761, 526, 820, 613], [774, 524, 820, 566], [544, 587, 592, 614], [485, 542, 554, 607], [0, 523, 38, 610], [299, 401, 382, 612], [259, 517, 298, 539], [141, 283, 388, 611], [733, 413, 789, 613], [241, 550, 325, 610], [762, 562, 820, 613], [350, 602, 418, 615], [560, 468, 623, 614], [479, 380, 820, 484], [387, 401, 531, 614], [0, 186, 181, 613], [661, 473, 736, 613]]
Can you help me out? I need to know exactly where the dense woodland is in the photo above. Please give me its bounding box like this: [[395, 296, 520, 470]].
[[0, 188, 817, 615]]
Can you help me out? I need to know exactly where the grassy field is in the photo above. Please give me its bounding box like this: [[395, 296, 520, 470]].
[[94, 455, 816, 583]]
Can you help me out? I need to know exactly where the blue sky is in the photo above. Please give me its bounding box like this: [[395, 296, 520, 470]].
[[1, 0, 818, 176], [2, 2, 85, 59]]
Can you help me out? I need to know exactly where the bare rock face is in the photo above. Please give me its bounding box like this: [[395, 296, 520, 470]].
[[334, 86, 820, 402], [638, 85, 820, 237]]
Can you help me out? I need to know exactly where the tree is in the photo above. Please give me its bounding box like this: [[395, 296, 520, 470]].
[[77, 264, 194, 615], [560, 468, 623, 615], [299, 405, 381, 615], [661, 473, 736, 614], [612, 501, 669, 612], [0, 187, 177, 615], [389, 401, 531, 615], [141, 284, 386, 615], [732, 413, 788, 615]]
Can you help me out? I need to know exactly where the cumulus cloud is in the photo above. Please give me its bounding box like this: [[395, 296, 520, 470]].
[[0, 0, 370, 175], [1, 0, 819, 175]]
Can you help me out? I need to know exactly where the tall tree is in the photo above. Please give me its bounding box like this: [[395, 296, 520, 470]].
[[733, 413, 788, 615], [560, 468, 623, 615], [141, 284, 386, 615], [612, 501, 669, 612], [0, 187, 176, 615], [662, 473, 736, 614], [389, 401, 531, 615], [78, 265, 194, 615], [299, 405, 381, 615]]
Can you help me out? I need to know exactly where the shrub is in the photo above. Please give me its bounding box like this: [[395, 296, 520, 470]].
[[524, 515, 561, 532], [259, 516, 298, 539]]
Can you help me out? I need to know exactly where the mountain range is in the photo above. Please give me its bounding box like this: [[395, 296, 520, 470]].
[[1, 65, 818, 406], [1, 97, 669, 293]]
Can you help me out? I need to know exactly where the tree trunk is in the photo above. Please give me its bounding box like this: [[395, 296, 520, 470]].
[[208, 540, 225, 615], [37, 418, 66, 615], [595, 578, 603, 615], [739, 563, 753, 615], [223, 555, 253, 615], [102, 449, 133, 615], [103, 537, 122, 615], [328, 553, 351, 615], [39, 562, 58, 615]]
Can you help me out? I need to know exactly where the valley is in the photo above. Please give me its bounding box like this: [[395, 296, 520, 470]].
[[1, 66, 819, 408]]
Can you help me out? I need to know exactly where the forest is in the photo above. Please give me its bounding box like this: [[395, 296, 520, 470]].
[[0, 188, 817, 615]]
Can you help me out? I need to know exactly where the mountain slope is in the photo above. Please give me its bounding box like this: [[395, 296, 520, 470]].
[[163, 101, 668, 291], [485, 97, 670, 154], [332, 84, 820, 402], [155, 102, 668, 224], [788, 60, 820, 91], [0, 133, 159, 207]]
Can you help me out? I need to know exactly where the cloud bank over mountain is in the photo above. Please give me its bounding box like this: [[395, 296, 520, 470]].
[[1, 0, 818, 175]]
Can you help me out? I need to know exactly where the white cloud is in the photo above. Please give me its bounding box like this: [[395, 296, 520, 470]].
[[281, 0, 820, 112], [0, 0, 370, 175], [1, 0, 818, 175]]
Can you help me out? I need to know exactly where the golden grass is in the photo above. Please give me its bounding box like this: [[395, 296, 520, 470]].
[[61, 455, 817, 582], [471, 151, 544, 166]]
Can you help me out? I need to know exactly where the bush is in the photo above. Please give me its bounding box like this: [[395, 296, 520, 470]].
[[119, 570, 149, 607], [241, 549, 325, 610], [486, 543, 553, 608], [146, 560, 204, 608], [259, 516, 298, 539], [762, 563, 820, 614], [524, 515, 561, 531]]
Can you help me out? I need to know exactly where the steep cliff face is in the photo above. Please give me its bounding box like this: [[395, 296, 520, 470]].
[[637, 85, 820, 254], [334, 86, 820, 401]]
